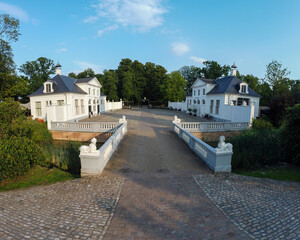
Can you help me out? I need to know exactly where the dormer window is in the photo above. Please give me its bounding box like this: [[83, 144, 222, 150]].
[[239, 83, 249, 94], [43, 81, 54, 93]]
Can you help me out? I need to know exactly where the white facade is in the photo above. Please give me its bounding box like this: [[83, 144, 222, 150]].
[[29, 76, 101, 122], [100, 95, 122, 113], [170, 75, 260, 123]]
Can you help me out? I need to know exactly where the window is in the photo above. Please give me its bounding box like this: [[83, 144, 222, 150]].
[[190, 100, 192, 104], [241, 85, 246, 93], [35, 101, 42, 116], [198, 89, 200, 96], [46, 101, 48, 106], [57, 100, 64, 106], [193, 90, 196, 96], [197, 100, 200, 104], [202, 99, 205, 104], [81, 100, 85, 113], [215, 100, 220, 115], [97, 90, 99, 95], [193, 100, 196, 104], [237, 98, 249, 106], [89, 88, 91, 95], [49, 101, 52, 105], [46, 84, 51, 93], [93, 89, 95, 95], [88, 99, 91, 105], [75, 99, 79, 115], [210, 100, 214, 114], [203, 89, 205, 95]]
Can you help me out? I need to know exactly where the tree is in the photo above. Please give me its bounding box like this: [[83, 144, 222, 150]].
[[19, 57, 55, 93], [256, 81, 273, 106], [179, 65, 200, 93], [77, 68, 95, 79], [265, 60, 290, 97], [161, 71, 186, 102], [102, 70, 118, 101], [239, 74, 259, 92], [201, 61, 231, 79], [131, 60, 146, 103], [290, 80, 300, 104], [0, 73, 28, 101], [68, 72, 77, 79], [0, 14, 20, 42], [269, 95, 294, 127], [117, 58, 134, 101]]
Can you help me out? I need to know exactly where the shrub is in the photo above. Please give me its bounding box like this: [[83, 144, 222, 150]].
[[44, 141, 81, 175], [0, 136, 47, 181], [230, 129, 281, 170], [281, 104, 300, 165], [252, 118, 273, 130]]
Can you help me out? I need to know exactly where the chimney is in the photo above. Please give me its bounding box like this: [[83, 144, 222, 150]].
[[55, 61, 62, 75], [231, 63, 237, 76]]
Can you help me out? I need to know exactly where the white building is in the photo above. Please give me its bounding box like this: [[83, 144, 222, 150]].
[[171, 64, 261, 123], [29, 63, 102, 122]]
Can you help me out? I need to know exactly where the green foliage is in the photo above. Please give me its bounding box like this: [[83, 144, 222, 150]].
[[0, 98, 26, 135], [44, 141, 81, 175], [0, 73, 28, 100], [161, 71, 186, 102], [68, 72, 77, 78], [0, 136, 47, 181], [19, 57, 55, 93], [281, 104, 300, 165], [269, 94, 294, 127], [0, 14, 20, 42], [179, 65, 200, 93], [76, 68, 95, 79], [0, 39, 15, 74], [239, 74, 259, 92], [252, 118, 273, 130], [102, 70, 119, 101], [230, 129, 281, 170], [201, 61, 231, 79]]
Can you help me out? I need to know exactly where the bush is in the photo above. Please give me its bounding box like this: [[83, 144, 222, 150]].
[[0, 136, 47, 181], [281, 104, 300, 165], [9, 119, 53, 145], [230, 129, 281, 170], [252, 118, 273, 130], [44, 141, 81, 175]]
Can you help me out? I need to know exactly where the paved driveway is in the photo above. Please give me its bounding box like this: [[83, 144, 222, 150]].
[[0, 109, 299, 240]]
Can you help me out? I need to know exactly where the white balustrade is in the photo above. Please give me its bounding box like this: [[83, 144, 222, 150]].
[[179, 121, 248, 132], [51, 121, 120, 132], [172, 117, 233, 172], [79, 116, 128, 177]]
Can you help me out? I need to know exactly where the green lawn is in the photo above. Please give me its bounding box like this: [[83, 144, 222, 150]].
[[234, 165, 300, 182], [0, 166, 79, 192]]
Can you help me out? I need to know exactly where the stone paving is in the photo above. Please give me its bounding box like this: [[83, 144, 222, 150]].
[[193, 174, 300, 240], [1, 109, 299, 240], [0, 176, 124, 240]]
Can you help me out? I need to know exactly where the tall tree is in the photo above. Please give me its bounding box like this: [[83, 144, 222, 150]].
[[131, 60, 146, 103], [179, 65, 200, 94], [102, 70, 118, 101], [77, 68, 95, 79], [117, 58, 134, 101], [161, 71, 186, 102], [19, 57, 55, 93], [201, 61, 231, 79], [265, 60, 290, 97], [68, 72, 77, 78]]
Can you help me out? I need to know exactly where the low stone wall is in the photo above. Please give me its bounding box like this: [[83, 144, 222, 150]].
[[172, 116, 233, 172], [51, 131, 112, 142], [191, 131, 241, 142], [79, 117, 127, 177]]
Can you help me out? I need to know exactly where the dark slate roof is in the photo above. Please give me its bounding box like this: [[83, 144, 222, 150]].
[[186, 91, 192, 96], [199, 78, 215, 84], [29, 75, 87, 97], [75, 77, 95, 83], [206, 76, 261, 97], [100, 92, 106, 97]]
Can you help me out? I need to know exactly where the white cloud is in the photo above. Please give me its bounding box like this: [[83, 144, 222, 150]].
[[190, 56, 207, 65], [0, 2, 29, 22], [171, 42, 190, 56], [73, 61, 102, 74], [91, 0, 167, 32], [98, 24, 118, 36], [84, 16, 98, 23], [56, 48, 68, 53]]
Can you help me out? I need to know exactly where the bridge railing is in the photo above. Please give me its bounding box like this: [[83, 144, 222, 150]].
[[172, 116, 233, 172], [50, 121, 120, 133], [79, 116, 127, 177], [178, 121, 249, 132]]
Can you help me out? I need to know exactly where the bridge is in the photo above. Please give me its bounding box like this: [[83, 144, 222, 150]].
[[0, 108, 298, 240]]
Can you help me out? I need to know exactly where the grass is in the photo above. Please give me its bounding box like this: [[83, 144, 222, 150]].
[[0, 165, 79, 192], [234, 164, 300, 182]]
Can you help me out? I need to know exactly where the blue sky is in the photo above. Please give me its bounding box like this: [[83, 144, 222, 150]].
[[1, 0, 300, 79]]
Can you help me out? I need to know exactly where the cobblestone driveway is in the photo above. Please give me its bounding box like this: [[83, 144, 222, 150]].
[[193, 174, 300, 240], [0, 176, 124, 240]]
